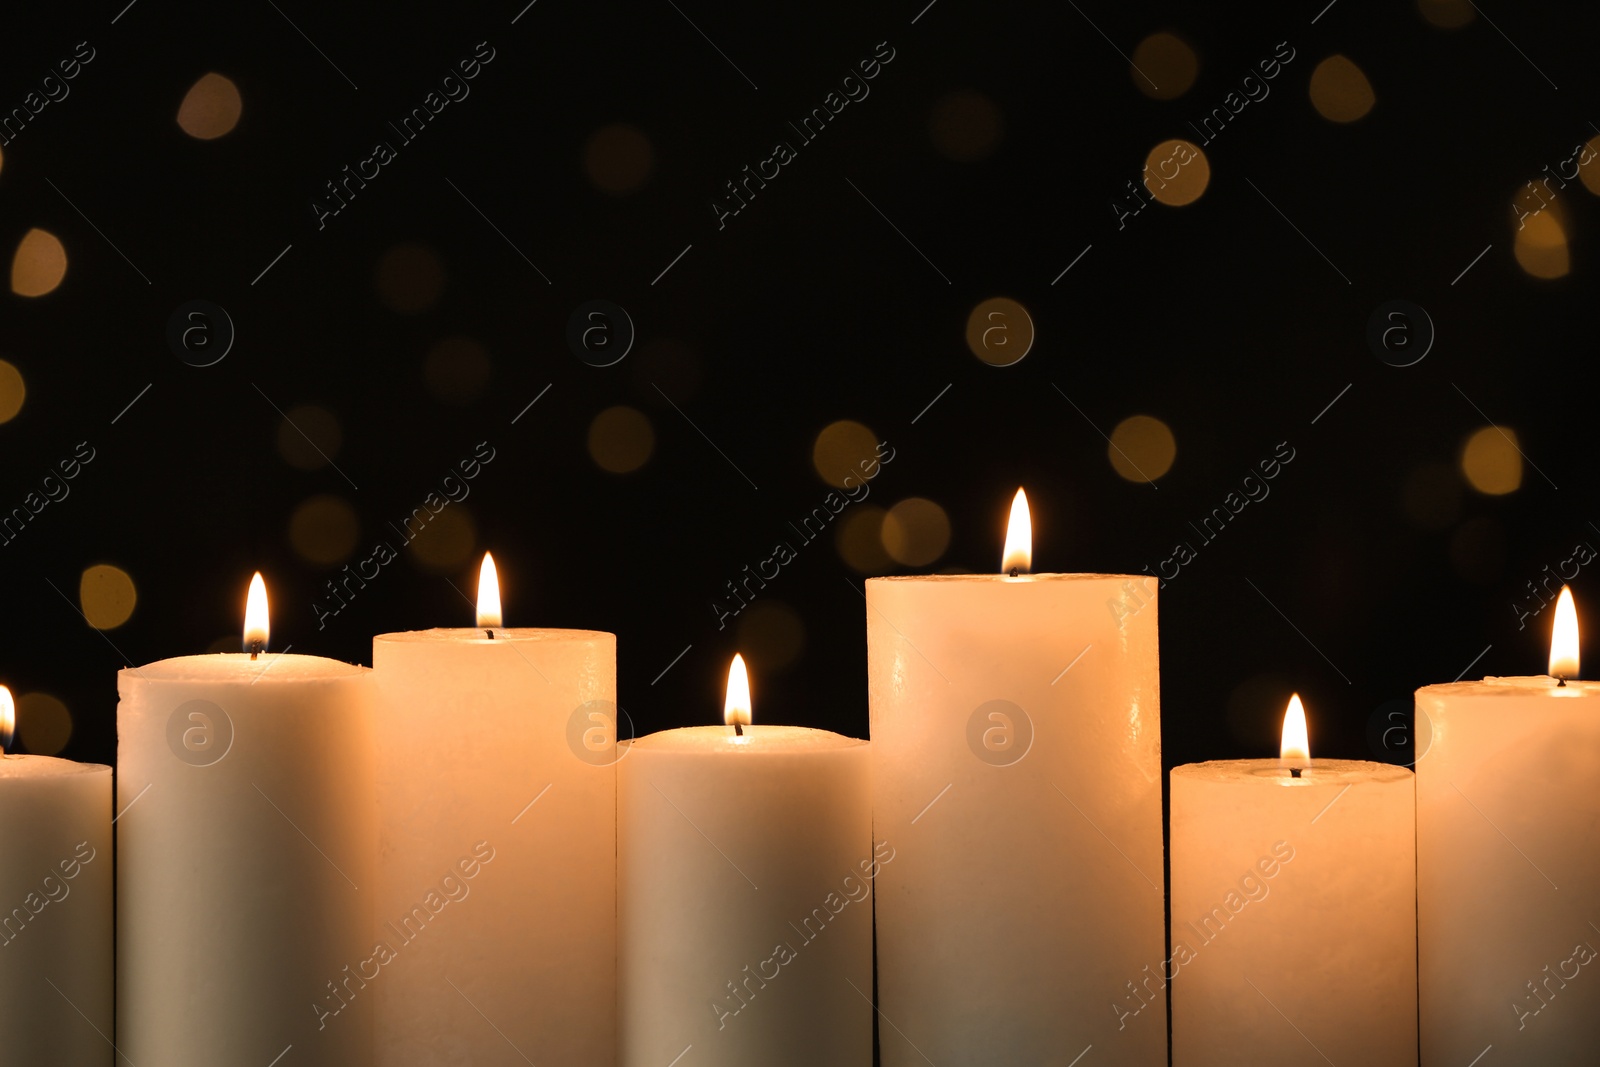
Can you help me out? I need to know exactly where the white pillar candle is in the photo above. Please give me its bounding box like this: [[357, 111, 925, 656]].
[[0, 687, 112, 1065], [1416, 587, 1600, 1064], [117, 574, 377, 1067], [1169, 695, 1416, 1066], [866, 490, 1166, 1065], [371, 554, 617, 1065], [618, 655, 874, 1067]]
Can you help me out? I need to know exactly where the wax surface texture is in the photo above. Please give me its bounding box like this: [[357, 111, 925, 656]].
[[118, 653, 376, 1067], [618, 725, 873, 1067], [1416, 677, 1600, 1064], [0, 755, 112, 1065], [1170, 759, 1416, 1066], [867, 573, 1166, 1065], [373, 627, 617, 1066]]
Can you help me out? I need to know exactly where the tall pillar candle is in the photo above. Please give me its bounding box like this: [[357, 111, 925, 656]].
[[1169, 696, 1417, 1065], [117, 574, 377, 1066], [0, 687, 113, 1065], [372, 554, 617, 1066], [1416, 587, 1600, 1064], [618, 655, 874, 1067], [866, 490, 1166, 1065]]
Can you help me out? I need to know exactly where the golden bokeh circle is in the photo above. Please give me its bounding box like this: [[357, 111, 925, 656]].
[[812, 420, 879, 488], [79, 564, 137, 630], [584, 124, 655, 194], [1309, 55, 1376, 123], [835, 505, 891, 573], [928, 91, 1004, 162], [965, 297, 1035, 366], [1579, 137, 1600, 196], [276, 405, 343, 470], [411, 507, 478, 571], [0, 360, 25, 424], [881, 498, 952, 567], [1109, 415, 1177, 483], [1514, 212, 1569, 279], [1143, 140, 1210, 206], [424, 337, 492, 405], [588, 406, 656, 473], [289, 495, 360, 565], [11, 228, 68, 298], [177, 72, 243, 139], [375, 243, 444, 314], [1460, 426, 1523, 495], [1417, 0, 1475, 29], [1131, 33, 1199, 100], [737, 601, 806, 672], [16, 692, 72, 756]]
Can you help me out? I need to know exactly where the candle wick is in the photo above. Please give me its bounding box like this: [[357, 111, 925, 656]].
[[734, 722, 744, 737], [1009, 567, 1020, 578], [1557, 675, 1567, 687], [486, 628, 495, 640], [1290, 767, 1302, 778], [249, 640, 262, 661]]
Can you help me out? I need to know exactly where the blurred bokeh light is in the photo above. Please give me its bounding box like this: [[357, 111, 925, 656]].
[[737, 600, 807, 672], [11, 228, 68, 297], [1131, 32, 1199, 100], [289, 495, 360, 565], [16, 692, 72, 756], [276, 405, 344, 470], [584, 123, 655, 194], [881, 498, 952, 567], [1460, 426, 1524, 495], [1309, 55, 1375, 123], [424, 337, 492, 404], [812, 420, 879, 488], [0, 360, 25, 424], [1108, 415, 1177, 482], [177, 72, 243, 139], [588, 405, 656, 473], [79, 564, 137, 630], [928, 90, 1004, 162], [1143, 140, 1209, 206], [375, 243, 445, 313]]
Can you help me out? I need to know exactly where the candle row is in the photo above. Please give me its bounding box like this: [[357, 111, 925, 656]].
[[2, 492, 1596, 1066]]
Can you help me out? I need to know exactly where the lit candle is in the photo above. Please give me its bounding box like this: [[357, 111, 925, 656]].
[[618, 655, 873, 1067], [117, 573, 377, 1067], [867, 489, 1167, 1064], [1417, 585, 1600, 1063], [0, 685, 112, 1063], [372, 553, 618, 1065], [1169, 695, 1416, 1065]]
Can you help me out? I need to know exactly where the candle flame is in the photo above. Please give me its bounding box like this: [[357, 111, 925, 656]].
[[476, 552, 503, 629], [1279, 693, 1311, 768], [1002, 488, 1031, 574], [0, 686, 13, 754], [243, 572, 270, 653], [724, 653, 752, 728], [1550, 585, 1579, 680]]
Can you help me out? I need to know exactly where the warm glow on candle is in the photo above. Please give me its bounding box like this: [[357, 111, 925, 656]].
[[724, 653, 752, 729], [476, 552, 503, 629], [1550, 585, 1579, 681], [1280, 693, 1311, 768], [243, 572, 269, 653], [1002, 488, 1032, 574], [0, 685, 13, 754]]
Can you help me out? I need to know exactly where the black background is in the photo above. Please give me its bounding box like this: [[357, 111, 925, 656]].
[[1, 0, 1595, 773]]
